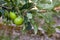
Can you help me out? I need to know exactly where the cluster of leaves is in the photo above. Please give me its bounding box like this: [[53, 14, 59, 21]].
[[0, 0, 60, 36]]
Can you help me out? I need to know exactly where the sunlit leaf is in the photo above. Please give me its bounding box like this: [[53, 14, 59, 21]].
[[37, 3, 54, 10], [27, 13, 32, 19], [31, 20, 38, 34], [34, 24, 38, 34], [16, 0, 20, 6]]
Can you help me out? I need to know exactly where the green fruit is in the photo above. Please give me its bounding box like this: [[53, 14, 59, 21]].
[[10, 12, 17, 20], [14, 16, 24, 25]]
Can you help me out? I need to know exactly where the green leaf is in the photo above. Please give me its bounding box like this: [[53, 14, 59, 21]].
[[39, 0, 52, 4], [47, 27, 56, 35], [37, 13, 44, 18], [27, 13, 32, 19], [24, 0, 29, 3], [36, 0, 55, 10], [20, 2, 34, 10], [52, 0, 60, 6], [42, 26, 56, 35], [16, 0, 20, 6], [4, 0, 10, 2], [40, 12, 53, 25], [31, 0, 38, 3], [30, 10, 38, 14], [34, 24, 38, 34], [0, 0, 6, 5], [56, 26, 60, 29], [37, 3, 54, 10], [31, 20, 38, 34]]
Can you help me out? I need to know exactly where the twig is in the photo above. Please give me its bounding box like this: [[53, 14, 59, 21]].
[[0, 5, 12, 10]]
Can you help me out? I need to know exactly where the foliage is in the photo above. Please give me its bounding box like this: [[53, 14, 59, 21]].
[[0, 0, 60, 37]]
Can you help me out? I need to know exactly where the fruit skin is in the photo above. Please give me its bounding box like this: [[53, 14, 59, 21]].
[[10, 12, 17, 20], [14, 16, 24, 25]]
